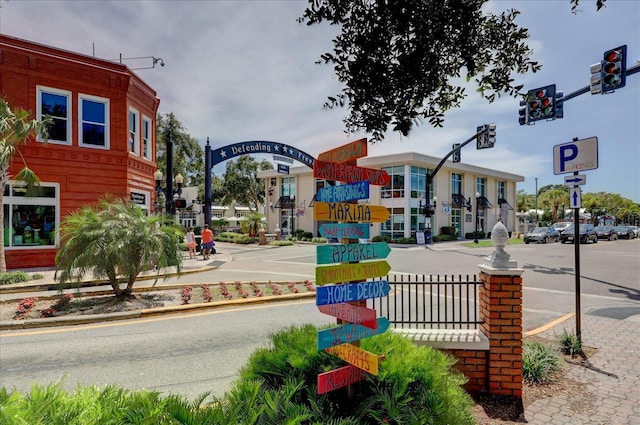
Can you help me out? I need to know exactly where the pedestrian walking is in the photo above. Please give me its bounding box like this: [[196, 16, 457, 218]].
[[185, 227, 196, 259], [201, 224, 215, 260]]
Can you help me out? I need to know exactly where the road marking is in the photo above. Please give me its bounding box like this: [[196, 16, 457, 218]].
[[524, 312, 575, 336]]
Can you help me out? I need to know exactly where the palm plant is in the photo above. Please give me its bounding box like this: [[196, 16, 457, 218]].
[[55, 196, 184, 297], [244, 211, 265, 236], [0, 98, 51, 272]]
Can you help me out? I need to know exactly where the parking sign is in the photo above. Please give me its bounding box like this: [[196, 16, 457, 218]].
[[553, 137, 598, 175]]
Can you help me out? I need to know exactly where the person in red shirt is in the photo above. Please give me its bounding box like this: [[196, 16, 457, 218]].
[[200, 224, 215, 260]]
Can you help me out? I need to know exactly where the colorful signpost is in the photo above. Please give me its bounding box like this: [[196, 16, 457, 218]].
[[317, 180, 370, 203], [317, 364, 367, 395], [316, 242, 390, 265], [326, 343, 382, 375], [314, 202, 390, 223], [315, 280, 390, 306], [316, 261, 391, 286], [317, 317, 390, 350], [318, 303, 378, 329], [319, 223, 370, 240], [313, 159, 391, 186], [317, 138, 368, 163]]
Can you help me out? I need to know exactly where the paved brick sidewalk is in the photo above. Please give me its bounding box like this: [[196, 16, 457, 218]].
[[525, 314, 640, 425]]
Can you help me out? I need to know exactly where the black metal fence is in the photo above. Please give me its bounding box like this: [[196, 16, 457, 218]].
[[367, 274, 483, 330]]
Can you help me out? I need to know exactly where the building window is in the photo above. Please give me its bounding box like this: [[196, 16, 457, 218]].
[[36, 86, 71, 144], [79, 94, 109, 148], [3, 182, 58, 248], [410, 206, 426, 235], [129, 108, 140, 155], [381, 207, 404, 240], [410, 166, 427, 199], [497, 181, 505, 200], [451, 173, 462, 195], [476, 177, 486, 197], [142, 115, 152, 160], [381, 166, 405, 199], [451, 209, 462, 239]]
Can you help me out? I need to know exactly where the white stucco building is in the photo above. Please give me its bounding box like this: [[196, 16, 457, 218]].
[[258, 152, 524, 240]]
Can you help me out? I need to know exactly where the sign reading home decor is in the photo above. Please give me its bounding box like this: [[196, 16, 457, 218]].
[[313, 139, 391, 395]]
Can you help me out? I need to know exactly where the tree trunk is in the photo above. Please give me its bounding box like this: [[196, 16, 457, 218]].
[[0, 169, 8, 273]]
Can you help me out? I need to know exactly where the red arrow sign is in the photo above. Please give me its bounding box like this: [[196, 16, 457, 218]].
[[313, 159, 390, 186], [317, 364, 367, 394], [318, 303, 378, 329]]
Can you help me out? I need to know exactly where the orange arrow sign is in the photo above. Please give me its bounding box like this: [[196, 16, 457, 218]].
[[317, 138, 368, 163], [314, 202, 390, 223], [326, 343, 382, 375]]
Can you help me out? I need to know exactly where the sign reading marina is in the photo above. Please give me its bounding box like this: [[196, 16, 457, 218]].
[[317, 181, 370, 203], [316, 242, 391, 265], [313, 159, 390, 186], [314, 202, 390, 223]]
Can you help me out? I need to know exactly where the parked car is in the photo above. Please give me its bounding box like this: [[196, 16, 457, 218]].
[[614, 226, 636, 239], [524, 226, 560, 244], [552, 221, 573, 235], [594, 225, 618, 241], [560, 224, 598, 244], [628, 226, 639, 238]]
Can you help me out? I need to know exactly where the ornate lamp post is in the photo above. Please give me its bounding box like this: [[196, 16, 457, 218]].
[[419, 195, 438, 243], [474, 192, 480, 244], [154, 169, 183, 213]]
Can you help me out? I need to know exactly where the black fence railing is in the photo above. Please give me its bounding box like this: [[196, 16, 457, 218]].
[[367, 274, 483, 330]]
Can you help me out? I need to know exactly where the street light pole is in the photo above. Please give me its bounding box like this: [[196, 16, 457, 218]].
[[474, 192, 480, 243]]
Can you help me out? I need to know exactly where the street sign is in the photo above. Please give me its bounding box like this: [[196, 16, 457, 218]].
[[316, 242, 390, 264], [570, 186, 582, 209], [319, 223, 370, 239], [313, 159, 391, 186], [318, 303, 378, 329], [317, 138, 368, 163], [317, 317, 390, 350], [316, 261, 391, 286], [564, 174, 586, 186], [317, 364, 367, 394], [277, 163, 289, 174], [553, 137, 598, 175], [314, 202, 390, 223], [317, 181, 370, 203], [326, 343, 382, 375], [316, 280, 391, 304]]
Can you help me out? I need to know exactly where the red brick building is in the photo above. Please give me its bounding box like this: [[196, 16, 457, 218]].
[[1, 35, 160, 269]]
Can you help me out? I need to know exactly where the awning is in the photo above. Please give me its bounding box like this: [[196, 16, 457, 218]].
[[477, 196, 493, 209], [451, 193, 469, 209], [498, 198, 514, 210]]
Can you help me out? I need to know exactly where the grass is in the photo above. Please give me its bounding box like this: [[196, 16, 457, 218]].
[[461, 238, 525, 248], [522, 339, 560, 384]]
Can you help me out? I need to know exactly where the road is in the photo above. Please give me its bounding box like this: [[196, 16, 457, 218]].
[[1, 239, 638, 401]]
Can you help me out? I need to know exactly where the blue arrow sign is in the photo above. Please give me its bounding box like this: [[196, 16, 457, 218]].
[[319, 223, 370, 240], [316, 280, 390, 306], [316, 242, 390, 264], [317, 317, 390, 350], [317, 181, 370, 203]]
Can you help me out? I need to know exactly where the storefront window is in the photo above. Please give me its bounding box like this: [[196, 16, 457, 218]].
[[3, 182, 58, 248]]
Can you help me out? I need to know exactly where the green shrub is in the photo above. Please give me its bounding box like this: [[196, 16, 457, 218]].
[[557, 328, 583, 358], [440, 226, 457, 237], [465, 231, 486, 240], [237, 324, 476, 424], [396, 237, 416, 244], [0, 271, 42, 285], [268, 240, 294, 246], [311, 237, 328, 243], [372, 235, 391, 242], [522, 339, 560, 384], [434, 234, 455, 242], [217, 232, 256, 244]]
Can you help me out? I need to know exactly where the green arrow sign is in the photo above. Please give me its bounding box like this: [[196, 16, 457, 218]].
[[316, 242, 390, 264], [316, 260, 391, 286]]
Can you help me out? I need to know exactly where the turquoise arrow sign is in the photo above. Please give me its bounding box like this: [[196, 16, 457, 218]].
[[317, 181, 369, 203], [316, 280, 390, 306], [317, 317, 390, 350], [316, 242, 391, 264], [319, 223, 370, 240]]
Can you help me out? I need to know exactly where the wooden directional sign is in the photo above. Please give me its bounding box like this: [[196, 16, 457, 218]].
[[314, 202, 390, 223], [316, 280, 390, 305], [317, 364, 367, 395], [316, 261, 391, 286], [317, 138, 368, 163], [317, 180, 370, 203], [317, 317, 390, 350], [319, 223, 370, 240], [326, 343, 382, 375], [318, 303, 378, 329], [313, 159, 390, 186], [317, 242, 390, 265]]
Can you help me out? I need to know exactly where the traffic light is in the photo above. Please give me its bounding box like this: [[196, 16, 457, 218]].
[[590, 61, 602, 94], [452, 143, 461, 163], [518, 100, 527, 125], [174, 198, 187, 209], [476, 124, 496, 149], [555, 91, 564, 119], [526, 84, 556, 122], [601, 45, 627, 92]]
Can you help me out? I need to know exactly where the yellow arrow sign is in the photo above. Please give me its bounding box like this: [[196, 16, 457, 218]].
[[315, 260, 391, 286], [314, 202, 390, 223], [326, 343, 383, 375]]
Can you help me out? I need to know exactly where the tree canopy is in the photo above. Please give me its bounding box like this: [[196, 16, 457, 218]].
[[299, 0, 541, 141], [156, 113, 204, 187], [221, 156, 273, 211]]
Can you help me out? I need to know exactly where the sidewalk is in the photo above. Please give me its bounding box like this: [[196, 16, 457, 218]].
[[2, 247, 640, 424]]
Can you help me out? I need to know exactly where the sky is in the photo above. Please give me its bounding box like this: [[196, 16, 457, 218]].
[[1, 0, 639, 203]]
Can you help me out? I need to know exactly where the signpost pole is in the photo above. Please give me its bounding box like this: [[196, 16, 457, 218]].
[[573, 171, 582, 343]]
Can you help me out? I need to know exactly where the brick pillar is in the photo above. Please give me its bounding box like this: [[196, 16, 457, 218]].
[[478, 267, 524, 398]]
